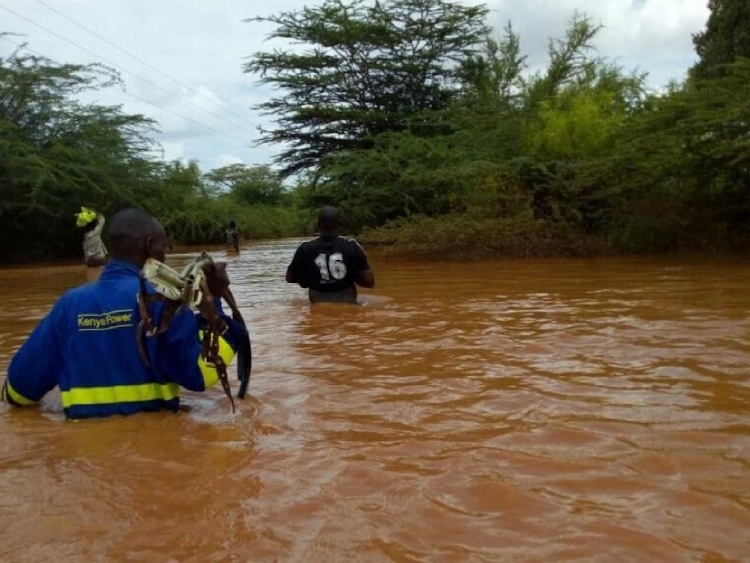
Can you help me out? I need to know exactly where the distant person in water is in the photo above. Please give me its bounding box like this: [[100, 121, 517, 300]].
[[286, 206, 375, 304], [76, 207, 108, 267], [226, 220, 240, 252]]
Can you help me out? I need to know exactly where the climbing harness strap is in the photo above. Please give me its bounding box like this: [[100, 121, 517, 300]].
[[135, 253, 251, 412]]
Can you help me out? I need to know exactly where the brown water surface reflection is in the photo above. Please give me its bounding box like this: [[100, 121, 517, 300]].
[[1, 241, 749, 562]]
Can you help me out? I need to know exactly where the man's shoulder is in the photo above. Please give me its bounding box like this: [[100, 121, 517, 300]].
[[46, 283, 96, 319], [60, 278, 136, 306], [337, 237, 366, 254], [297, 238, 322, 253], [60, 282, 97, 301], [297, 236, 363, 253]]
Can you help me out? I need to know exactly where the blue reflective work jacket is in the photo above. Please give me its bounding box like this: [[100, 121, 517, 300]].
[[1, 260, 240, 419]]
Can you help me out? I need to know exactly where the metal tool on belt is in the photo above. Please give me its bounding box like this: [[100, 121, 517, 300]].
[[135, 252, 251, 412]]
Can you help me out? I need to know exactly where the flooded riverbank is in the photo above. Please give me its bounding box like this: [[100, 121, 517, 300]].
[[1, 240, 749, 561]]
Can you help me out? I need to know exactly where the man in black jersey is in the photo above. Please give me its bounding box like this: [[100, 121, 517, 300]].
[[286, 206, 375, 304]]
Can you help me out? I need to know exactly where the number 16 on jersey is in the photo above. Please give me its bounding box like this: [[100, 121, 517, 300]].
[[315, 252, 347, 282]]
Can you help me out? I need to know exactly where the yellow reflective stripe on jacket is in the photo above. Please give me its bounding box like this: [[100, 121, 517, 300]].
[[61, 382, 180, 408], [198, 334, 235, 389], [4, 381, 37, 405]]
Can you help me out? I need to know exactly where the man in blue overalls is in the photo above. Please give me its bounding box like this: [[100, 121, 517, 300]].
[[2, 209, 242, 419]]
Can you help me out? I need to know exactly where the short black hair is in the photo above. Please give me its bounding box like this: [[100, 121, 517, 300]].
[[317, 206, 340, 236], [109, 208, 163, 259]]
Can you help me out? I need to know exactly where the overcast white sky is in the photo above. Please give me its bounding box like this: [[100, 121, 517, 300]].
[[0, 0, 709, 171]]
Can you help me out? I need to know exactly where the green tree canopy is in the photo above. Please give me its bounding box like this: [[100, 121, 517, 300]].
[[459, 23, 527, 106], [0, 40, 308, 262], [205, 164, 287, 205], [245, 0, 489, 176], [693, 0, 750, 77], [0, 43, 158, 261]]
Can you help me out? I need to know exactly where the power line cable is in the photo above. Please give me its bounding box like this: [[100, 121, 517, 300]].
[[121, 89, 250, 145], [33, 0, 257, 129], [0, 2, 256, 135], [0, 35, 250, 145]]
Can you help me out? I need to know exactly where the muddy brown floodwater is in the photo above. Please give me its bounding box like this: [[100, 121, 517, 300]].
[[1, 240, 750, 562]]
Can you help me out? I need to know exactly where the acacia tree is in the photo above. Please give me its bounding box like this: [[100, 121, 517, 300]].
[[245, 0, 489, 176]]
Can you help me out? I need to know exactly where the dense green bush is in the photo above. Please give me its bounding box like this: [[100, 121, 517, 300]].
[[361, 215, 605, 259]]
